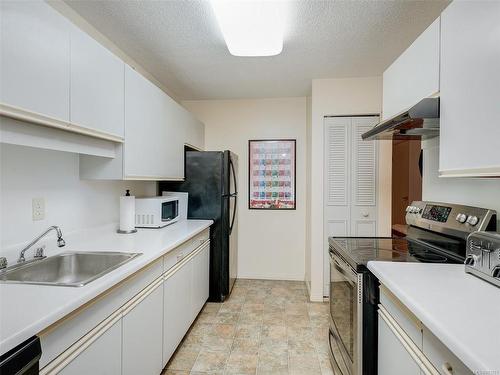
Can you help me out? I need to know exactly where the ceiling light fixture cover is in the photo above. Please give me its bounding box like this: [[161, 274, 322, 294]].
[[210, 0, 285, 57]]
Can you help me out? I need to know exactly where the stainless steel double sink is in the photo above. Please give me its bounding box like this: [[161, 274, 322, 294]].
[[0, 252, 141, 287]]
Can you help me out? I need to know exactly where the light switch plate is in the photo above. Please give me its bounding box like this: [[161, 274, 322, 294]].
[[32, 197, 45, 221]]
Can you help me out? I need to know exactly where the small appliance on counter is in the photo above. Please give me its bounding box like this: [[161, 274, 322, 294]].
[[466, 231, 500, 288], [328, 200, 496, 375], [135, 193, 187, 229], [118, 190, 137, 234]]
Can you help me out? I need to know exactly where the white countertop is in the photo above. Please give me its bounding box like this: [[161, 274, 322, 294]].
[[368, 261, 500, 373], [0, 219, 212, 356]]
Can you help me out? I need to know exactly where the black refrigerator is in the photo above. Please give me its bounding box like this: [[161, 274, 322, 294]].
[[159, 150, 238, 302]]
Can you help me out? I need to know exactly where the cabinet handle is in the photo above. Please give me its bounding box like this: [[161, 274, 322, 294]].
[[441, 362, 453, 375]]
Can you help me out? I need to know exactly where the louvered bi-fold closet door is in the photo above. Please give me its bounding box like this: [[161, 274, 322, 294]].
[[323, 115, 379, 294], [324, 117, 351, 240], [323, 117, 351, 294], [350, 116, 378, 236]]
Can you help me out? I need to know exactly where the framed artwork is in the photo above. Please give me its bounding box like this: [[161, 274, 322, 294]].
[[248, 139, 296, 210]]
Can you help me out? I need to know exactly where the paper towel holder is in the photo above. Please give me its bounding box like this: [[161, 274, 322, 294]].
[[117, 190, 137, 234], [117, 228, 137, 234]]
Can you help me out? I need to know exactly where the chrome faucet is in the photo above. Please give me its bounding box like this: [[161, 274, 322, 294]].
[[18, 226, 66, 263]]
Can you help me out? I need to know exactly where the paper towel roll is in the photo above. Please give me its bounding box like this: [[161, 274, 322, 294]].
[[119, 195, 136, 233]]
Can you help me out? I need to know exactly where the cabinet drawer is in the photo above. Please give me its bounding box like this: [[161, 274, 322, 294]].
[[380, 285, 423, 349], [423, 329, 472, 375], [163, 228, 209, 272]]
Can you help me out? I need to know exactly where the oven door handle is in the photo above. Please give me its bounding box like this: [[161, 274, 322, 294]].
[[329, 326, 353, 375], [332, 257, 357, 285]]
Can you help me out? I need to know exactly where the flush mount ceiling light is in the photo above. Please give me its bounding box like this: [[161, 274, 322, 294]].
[[210, 0, 285, 57]]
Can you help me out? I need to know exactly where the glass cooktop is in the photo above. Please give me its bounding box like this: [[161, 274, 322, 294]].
[[329, 232, 465, 271]]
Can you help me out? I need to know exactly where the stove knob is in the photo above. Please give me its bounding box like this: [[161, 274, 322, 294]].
[[465, 254, 480, 266], [465, 256, 475, 266], [456, 213, 467, 223], [492, 267, 500, 279], [467, 216, 479, 226]]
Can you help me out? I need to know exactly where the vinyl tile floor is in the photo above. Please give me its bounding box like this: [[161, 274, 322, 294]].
[[162, 279, 333, 375]]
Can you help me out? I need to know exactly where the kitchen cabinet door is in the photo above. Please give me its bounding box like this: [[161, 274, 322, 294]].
[[423, 328, 472, 375], [57, 319, 122, 375], [124, 65, 184, 180], [378, 314, 421, 375], [183, 110, 205, 150], [439, 1, 500, 177], [122, 280, 164, 375], [163, 260, 193, 365], [70, 26, 125, 139], [191, 242, 210, 321], [1, 0, 70, 121], [383, 17, 440, 120]]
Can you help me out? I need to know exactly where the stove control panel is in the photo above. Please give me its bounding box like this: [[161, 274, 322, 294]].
[[405, 201, 497, 239], [466, 231, 500, 288]]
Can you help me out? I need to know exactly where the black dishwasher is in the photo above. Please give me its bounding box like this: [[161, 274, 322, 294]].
[[0, 336, 41, 375]]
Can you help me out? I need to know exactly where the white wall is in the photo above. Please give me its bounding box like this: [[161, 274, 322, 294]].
[[0, 143, 155, 260], [423, 138, 500, 215], [308, 77, 383, 301], [182, 98, 307, 281]]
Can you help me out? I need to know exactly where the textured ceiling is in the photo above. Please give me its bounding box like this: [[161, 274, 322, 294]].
[[64, 0, 450, 100]]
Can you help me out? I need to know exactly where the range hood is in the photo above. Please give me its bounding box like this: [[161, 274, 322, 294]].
[[362, 96, 440, 141]]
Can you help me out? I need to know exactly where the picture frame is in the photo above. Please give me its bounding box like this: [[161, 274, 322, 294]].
[[248, 139, 296, 210]]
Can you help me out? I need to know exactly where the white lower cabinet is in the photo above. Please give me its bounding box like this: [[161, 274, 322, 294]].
[[191, 243, 210, 321], [378, 314, 422, 375], [163, 241, 210, 365], [122, 280, 164, 375], [41, 234, 210, 375], [56, 319, 122, 375], [163, 257, 193, 364], [423, 329, 472, 375], [378, 284, 474, 375]]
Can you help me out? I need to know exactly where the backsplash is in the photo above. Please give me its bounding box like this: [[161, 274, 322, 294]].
[[0, 143, 156, 252], [423, 137, 500, 223]]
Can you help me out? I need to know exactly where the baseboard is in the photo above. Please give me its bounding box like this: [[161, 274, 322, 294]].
[[309, 293, 324, 302], [236, 273, 305, 282]]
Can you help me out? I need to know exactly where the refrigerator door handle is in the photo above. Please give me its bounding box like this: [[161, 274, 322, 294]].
[[229, 157, 238, 195], [229, 195, 237, 234]]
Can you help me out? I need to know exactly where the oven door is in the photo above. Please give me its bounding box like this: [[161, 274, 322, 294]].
[[329, 250, 362, 375]]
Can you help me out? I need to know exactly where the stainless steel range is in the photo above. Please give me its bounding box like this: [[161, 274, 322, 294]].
[[328, 201, 497, 375]]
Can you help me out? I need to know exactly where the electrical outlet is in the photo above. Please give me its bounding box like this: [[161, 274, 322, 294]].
[[32, 197, 45, 221]]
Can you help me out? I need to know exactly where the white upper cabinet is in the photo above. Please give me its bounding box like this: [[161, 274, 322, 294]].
[[439, 1, 500, 177], [383, 17, 440, 120], [70, 26, 125, 139], [1, 1, 202, 178], [124, 65, 184, 179], [0, 0, 71, 121], [183, 110, 205, 151]]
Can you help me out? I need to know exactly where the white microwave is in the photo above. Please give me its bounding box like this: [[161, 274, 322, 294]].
[[135, 193, 187, 228]]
